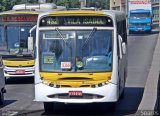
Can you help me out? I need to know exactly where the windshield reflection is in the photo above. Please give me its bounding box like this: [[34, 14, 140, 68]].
[[130, 12, 150, 19], [40, 29, 112, 72], [7, 26, 35, 52], [0, 26, 7, 51]]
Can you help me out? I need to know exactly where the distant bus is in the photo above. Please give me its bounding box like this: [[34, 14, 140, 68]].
[[128, 0, 153, 33], [34, 10, 127, 111], [0, 3, 65, 79]]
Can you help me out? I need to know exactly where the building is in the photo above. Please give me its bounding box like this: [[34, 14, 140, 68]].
[[152, 0, 159, 28], [110, 0, 160, 28], [110, 0, 126, 12]]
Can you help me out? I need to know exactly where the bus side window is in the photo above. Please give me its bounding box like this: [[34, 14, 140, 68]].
[[0, 56, 3, 68]]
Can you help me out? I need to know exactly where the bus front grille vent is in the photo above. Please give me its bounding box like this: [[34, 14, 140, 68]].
[[47, 93, 104, 99]]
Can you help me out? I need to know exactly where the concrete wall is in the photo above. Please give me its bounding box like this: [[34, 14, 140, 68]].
[[110, 0, 126, 12]]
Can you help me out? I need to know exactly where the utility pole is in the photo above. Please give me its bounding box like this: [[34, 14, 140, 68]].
[[79, 0, 86, 9], [38, 0, 46, 4], [125, 0, 128, 16]]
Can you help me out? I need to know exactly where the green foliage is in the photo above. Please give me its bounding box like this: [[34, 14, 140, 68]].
[[0, 0, 37, 11], [86, 0, 109, 9], [0, 0, 110, 11]]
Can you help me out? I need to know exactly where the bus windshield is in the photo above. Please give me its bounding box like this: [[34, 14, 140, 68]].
[[7, 25, 36, 52], [130, 12, 150, 19], [40, 29, 112, 72], [0, 26, 7, 51]]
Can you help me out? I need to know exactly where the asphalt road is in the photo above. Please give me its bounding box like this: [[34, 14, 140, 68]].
[[0, 31, 159, 116]]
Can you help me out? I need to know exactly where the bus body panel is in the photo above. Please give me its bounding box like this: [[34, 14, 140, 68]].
[[3, 65, 34, 77], [0, 3, 66, 78], [0, 60, 5, 89], [34, 10, 127, 105], [35, 82, 118, 103], [0, 12, 37, 78]]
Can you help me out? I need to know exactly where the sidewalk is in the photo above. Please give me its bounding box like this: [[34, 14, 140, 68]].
[[136, 30, 160, 114]]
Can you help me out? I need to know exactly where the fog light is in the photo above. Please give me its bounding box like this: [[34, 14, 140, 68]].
[[56, 85, 60, 88], [98, 83, 103, 87], [91, 85, 96, 88], [49, 83, 54, 87]]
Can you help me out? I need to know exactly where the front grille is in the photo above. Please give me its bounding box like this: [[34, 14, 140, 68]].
[[6, 65, 34, 68], [48, 93, 104, 99], [5, 71, 34, 75], [131, 23, 147, 26]]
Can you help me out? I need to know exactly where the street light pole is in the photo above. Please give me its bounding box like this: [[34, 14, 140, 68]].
[[38, 0, 46, 4], [79, 0, 86, 9]]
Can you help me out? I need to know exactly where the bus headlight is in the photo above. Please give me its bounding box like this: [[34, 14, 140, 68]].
[[129, 23, 135, 26], [48, 83, 60, 88], [91, 82, 109, 88], [42, 81, 50, 86], [147, 23, 151, 26]]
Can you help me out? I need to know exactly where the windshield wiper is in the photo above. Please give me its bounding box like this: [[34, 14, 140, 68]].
[[82, 27, 97, 50], [55, 28, 72, 49]]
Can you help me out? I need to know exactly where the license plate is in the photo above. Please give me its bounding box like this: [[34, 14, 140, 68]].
[[138, 28, 142, 30], [15, 70, 25, 74], [69, 91, 82, 97]]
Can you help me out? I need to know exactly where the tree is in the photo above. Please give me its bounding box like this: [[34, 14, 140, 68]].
[[86, 0, 109, 9], [0, 0, 37, 11]]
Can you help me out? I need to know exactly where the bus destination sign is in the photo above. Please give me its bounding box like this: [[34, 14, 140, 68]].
[[40, 16, 113, 27], [0, 15, 38, 22]]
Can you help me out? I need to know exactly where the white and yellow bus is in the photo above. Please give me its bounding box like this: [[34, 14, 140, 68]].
[[34, 10, 127, 111], [0, 3, 65, 79]]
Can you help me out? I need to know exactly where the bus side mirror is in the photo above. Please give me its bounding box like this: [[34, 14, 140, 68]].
[[28, 37, 33, 51], [122, 42, 126, 55], [118, 35, 123, 59]]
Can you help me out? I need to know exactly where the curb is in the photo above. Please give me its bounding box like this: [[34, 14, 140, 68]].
[[136, 31, 160, 113]]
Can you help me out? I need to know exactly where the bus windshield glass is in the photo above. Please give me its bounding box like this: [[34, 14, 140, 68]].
[[0, 26, 7, 51], [40, 29, 112, 72], [7, 25, 36, 52], [130, 12, 150, 19]]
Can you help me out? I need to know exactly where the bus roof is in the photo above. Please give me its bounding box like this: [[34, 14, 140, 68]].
[[39, 10, 126, 22], [0, 3, 66, 16], [0, 10, 40, 15]]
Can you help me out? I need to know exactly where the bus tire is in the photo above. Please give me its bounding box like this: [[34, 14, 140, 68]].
[[5, 77, 7, 84], [43, 102, 55, 112], [108, 102, 116, 112], [147, 30, 151, 34], [0, 91, 4, 105], [120, 89, 125, 99]]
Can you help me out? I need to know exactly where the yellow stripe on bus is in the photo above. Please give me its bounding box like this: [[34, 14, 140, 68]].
[[49, 10, 104, 16], [40, 72, 112, 81], [40, 72, 112, 88], [3, 60, 34, 67], [0, 11, 39, 15]]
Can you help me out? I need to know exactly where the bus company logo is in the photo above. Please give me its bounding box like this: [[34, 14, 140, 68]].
[[2, 16, 37, 22], [130, 0, 151, 4]]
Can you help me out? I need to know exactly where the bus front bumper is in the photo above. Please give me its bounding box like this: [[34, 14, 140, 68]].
[[129, 26, 151, 32], [35, 83, 118, 103], [4, 66, 35, 77]]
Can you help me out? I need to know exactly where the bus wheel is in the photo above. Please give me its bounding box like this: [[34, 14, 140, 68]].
[[43, 102, 55, 112], [0, 91, 4, 105], [129, 31, 132, 35]]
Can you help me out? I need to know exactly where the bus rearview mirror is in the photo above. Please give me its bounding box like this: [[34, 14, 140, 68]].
[[28, 37, 33, 51], [122, 42, 126, 55]]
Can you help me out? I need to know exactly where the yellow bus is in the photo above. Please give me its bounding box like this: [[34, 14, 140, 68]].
[[34, 10, 127, 111], [0, 3, 65, 79]]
